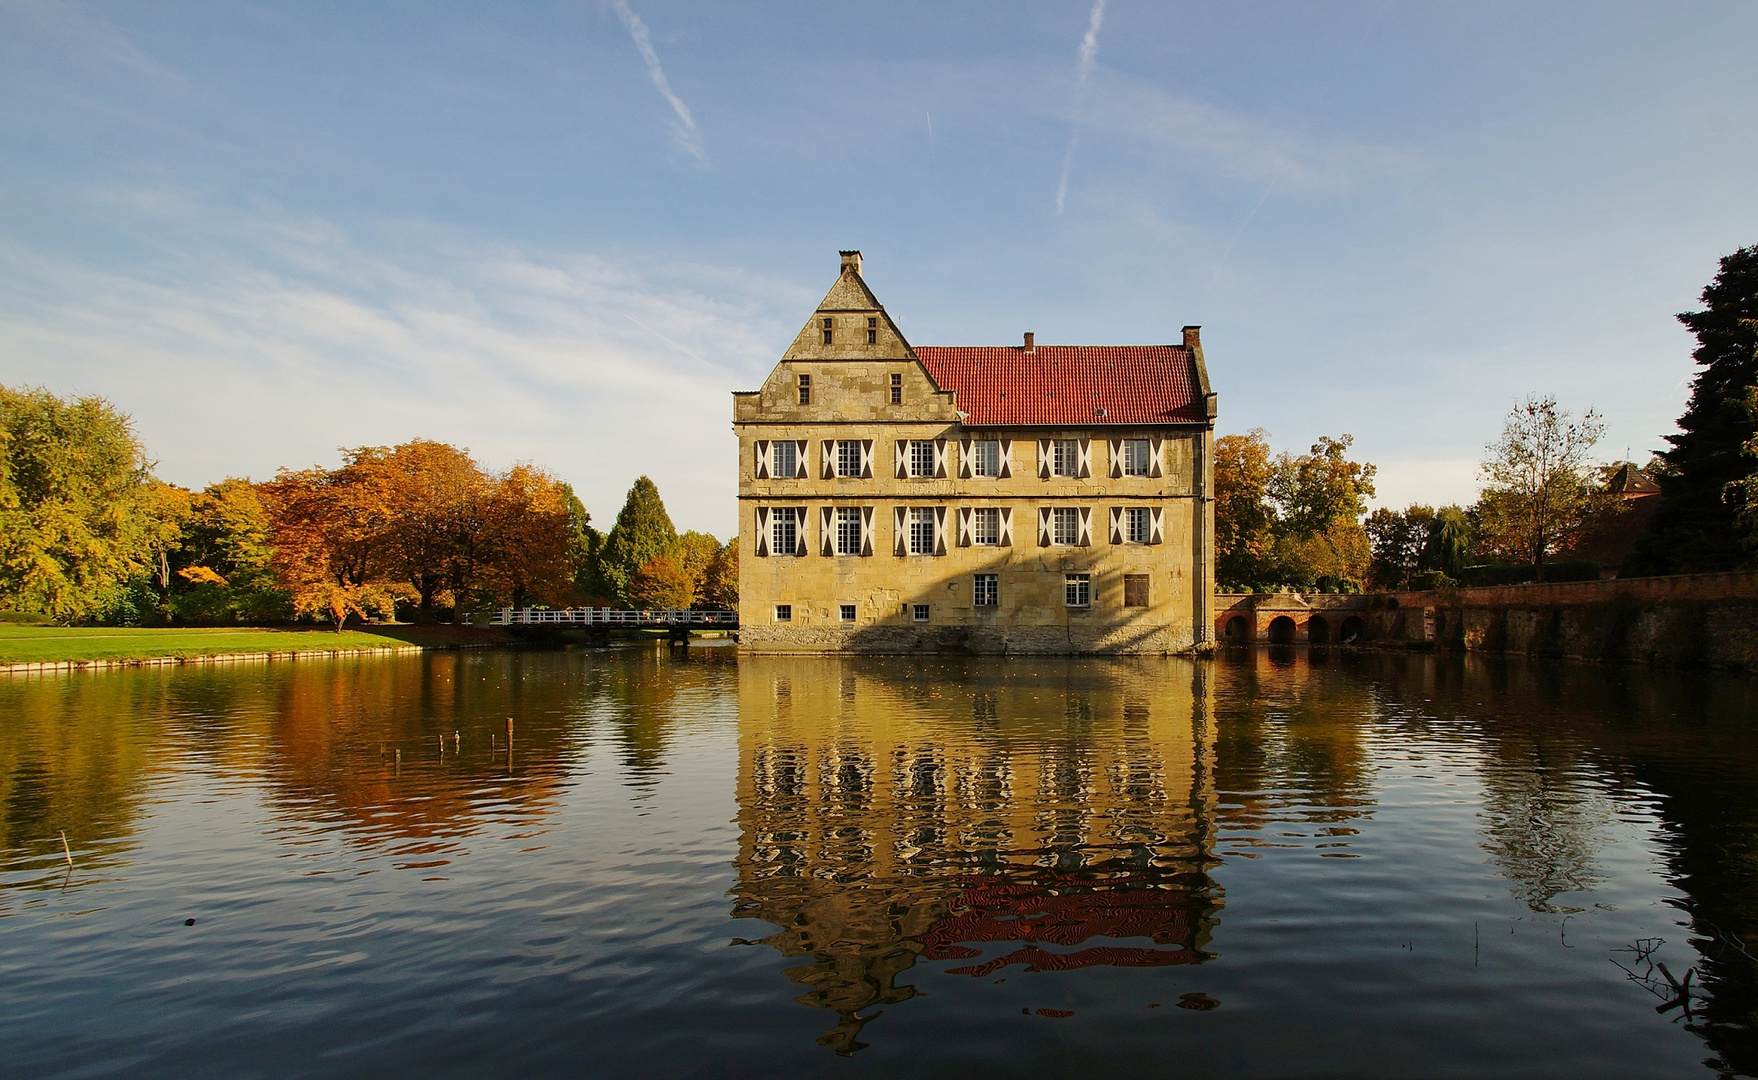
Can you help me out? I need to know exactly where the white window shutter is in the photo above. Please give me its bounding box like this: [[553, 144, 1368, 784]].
[[1077, 441, 1092, 478], [821, 441, 835, 479], [957, 507, 972, 547], [933, 439, 948, 478], [860, 440, 874, 478], [795, 508, 809, 556], [1109, 439, 1123, 478], [999, 508, 1014, 547], [1078, 507, 1092, 546], [959, 439, 972, 479], [820, 506, 834, 556], [1150, 507, 1164, 545], [1109, 507, 1123, 545], [894, 506, 908, 556], [755, 507, 770, 557], [860, 506, 875, 556], [754, 441, 770, 480], [933, 507, 948, 555], [1038, 507, 1052, 547], [895, 440, 909, 479], [1149, 438, 1164, 478], [1038, 439, 1052, 479], [795, 441, 809, 478], [999, 440, 1012, 478]]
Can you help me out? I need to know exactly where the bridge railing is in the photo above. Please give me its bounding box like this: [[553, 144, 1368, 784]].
[[485, 608, 739, 628]]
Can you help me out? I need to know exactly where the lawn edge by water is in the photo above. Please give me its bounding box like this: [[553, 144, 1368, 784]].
[[0, 624, 514, 672]]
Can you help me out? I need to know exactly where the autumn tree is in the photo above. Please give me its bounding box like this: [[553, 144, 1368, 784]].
[[1475, 396, 1606, 572], [1626, 246, 1758, 574], [676, 530, 721, 606], [0, 386, 181, 620], [700, 539, 739, 609], [167, 478, 289, 622], [600, 476, 679, 604], [477, 463, 575, 609], [257, 464, 415, 630], [1214, 430, 1277, 586], [351, 440, 490, 622], [628, 555, 694, 610]]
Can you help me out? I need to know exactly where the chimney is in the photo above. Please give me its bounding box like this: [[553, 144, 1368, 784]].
[[1182, 325, 1201, 351], [1023, 331, 1035, 351], [839, 250, 862, 275]]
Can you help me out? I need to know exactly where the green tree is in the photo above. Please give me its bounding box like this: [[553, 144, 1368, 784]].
[[676, 530, 721, 606], [1421, 505, 1474, 580], [1367, 505, 1434, 589], [600, 476, 678, 604], [701, 539, 739, 609], [0, 386, 177, 620], [171, 478, 289, 622], [1269, 434, 1377, 539], [1626, 246, 1758, 574], [1475, 395, 1606, 573]]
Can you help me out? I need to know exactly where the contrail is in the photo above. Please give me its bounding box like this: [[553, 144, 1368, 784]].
[[609, 0, 706, 164], [1056, 0, 1107, 214]]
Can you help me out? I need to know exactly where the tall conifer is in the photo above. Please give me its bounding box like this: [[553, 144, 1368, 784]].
[[1626, 245, 1758, 574], [601, 476, 679, 604]]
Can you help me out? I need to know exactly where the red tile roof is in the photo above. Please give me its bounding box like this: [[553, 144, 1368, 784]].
[[915, 345, 1205, 427]]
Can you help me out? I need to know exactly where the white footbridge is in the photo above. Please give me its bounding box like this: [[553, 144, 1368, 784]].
[[486, 608, 739, 629]]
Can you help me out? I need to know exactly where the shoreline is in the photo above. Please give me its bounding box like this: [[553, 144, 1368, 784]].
[[0, 641, 511, 677]]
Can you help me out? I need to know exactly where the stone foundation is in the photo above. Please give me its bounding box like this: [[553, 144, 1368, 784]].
[[739, 621, 1198, 655]]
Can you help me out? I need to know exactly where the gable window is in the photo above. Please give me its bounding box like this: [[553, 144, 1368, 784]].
[[867, 317, 878, 345], [972, 508, 1000, 546], [840, 603, 857, 622], [1053, 507, 1081, 546], [1122, 439, 1151, 476], [836, 440, 862, 477], [912, 604, 931, 623], [973, 574, 999, 607], [1123, 574, 1150, 608], [821, 318, 833, 345], [836, 507, 862, 555], [1065, 573, 1091, 608], [910, 440, 935, 478], [890, 372, 902, 404], [771, 507, 799, 556], [771, 440, 796, 479], [798, 374, 811, 404], [973, 440, 1000, 477], [1053, 439, 1080, 477], [909, 508, 935, 555], [1126, 507, 1150, 544], [775, 604, 793, 622]]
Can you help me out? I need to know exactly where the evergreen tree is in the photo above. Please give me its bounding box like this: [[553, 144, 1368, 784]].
[[600, 476, 678, 604], [1626, 245, 1758, 574]]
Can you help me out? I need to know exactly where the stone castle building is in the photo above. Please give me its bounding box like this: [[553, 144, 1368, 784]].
[[733, 251, 1217, 653]]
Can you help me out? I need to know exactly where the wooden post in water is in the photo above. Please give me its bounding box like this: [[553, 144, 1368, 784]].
[[60, 830, 72, 868]]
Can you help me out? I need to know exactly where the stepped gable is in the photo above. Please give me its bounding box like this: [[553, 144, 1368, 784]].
[[915, 344, 1205, 427]]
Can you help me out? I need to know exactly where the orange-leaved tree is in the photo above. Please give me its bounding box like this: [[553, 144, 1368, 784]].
[[628, 555, 694, 610], [479, 462, 575, 609], [257, 464, 415, 631]]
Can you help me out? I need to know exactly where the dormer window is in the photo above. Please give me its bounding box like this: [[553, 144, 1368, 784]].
[[867, 317, 877, 345], [821, 318, 833, 345], [890, 373, 902, 405], [798, 374, 811, 405]]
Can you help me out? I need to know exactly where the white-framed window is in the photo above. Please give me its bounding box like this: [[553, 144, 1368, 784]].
[[1053, 507, 1081, 546], [836, 507, 862, 555], [771, 507, 799, 556], [910, 440, 935, 478], [1053, 439, 1080, 477], [1122, 439, 1151, 476], [771, 441, 796, 479], [973, 440, 1000, 477], [974, 574, 998, 607], [973, 508, 1000, 546], [837, 440, 862, 477], [775, 604, 793, 622], [1126, 507, 1150, 544], [1065, 574, 1091, 608], [910, 508, 935, 555], [840, 603, 857, 621], [912, 604, 931, 622]]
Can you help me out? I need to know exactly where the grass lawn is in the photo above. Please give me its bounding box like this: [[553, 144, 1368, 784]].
[[0, 623, 512, 665]]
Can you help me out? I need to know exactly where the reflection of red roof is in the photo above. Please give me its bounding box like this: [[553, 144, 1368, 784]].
[[915, 346, 1205, 426]]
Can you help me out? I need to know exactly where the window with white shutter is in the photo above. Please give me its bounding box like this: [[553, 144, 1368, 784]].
[[859, 440, 875, 478], [753, 440, 771, 480], [771, 441, 795, 480], [957, 507, 972, 547], [973, 508, 1000, 546], [998, 440, 1013, 479], [895, 440, 909, 479], [1053, 507, 1079, 545], [1108, 439, 1125, 479], [1126, 507, 1150, 544], [1053, 440, 1079, 477], [1149, 438, 1164, 478], [1038, 439, 1052, 479], [836, 507, 863, 555], [795, 508, 809, 556], [1076, 440, 1093, 478], [794, 441, 808, 478], [932, 440, 949, 478], [1038, 506, 1052, 546], [909, 508, 935, 555], [1123, 440, 1151, 477], [933, 506, 948, 555], [770, 507, 799, 556], [958, 439, 972, 479], [820, 506, 835, 556], [754, 507, 771, 557], [972, 440, 1000, 478], [894, 506, 908, 556], [1108, 506, 1124, 546], [909, 440, 935, 478], [1077, 507, 1093, 547], [860, 506, 875, 556], [1149, 507, 1164, 545], [821, 441, 836, 479], [998, 508, 1014, 547]]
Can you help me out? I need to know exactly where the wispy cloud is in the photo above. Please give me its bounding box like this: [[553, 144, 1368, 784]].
[[608, 0, 706, 164], [1055, 0, 1108, 215]]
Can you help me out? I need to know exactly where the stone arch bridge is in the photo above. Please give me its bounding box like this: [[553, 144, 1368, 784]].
[[1214, 593, 1373, 645]]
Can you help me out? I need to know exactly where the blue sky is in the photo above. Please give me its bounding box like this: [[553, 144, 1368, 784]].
[[2, 1, 1754, 537]]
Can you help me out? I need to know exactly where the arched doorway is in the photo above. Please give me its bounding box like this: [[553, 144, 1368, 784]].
[[1225, 615, 1249, 642], [1267, 616, 1296, 644], [1307, 616, 1330, 645], [1341, 616, 1364, 643]]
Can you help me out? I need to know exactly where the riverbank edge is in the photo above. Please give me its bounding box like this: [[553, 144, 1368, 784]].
[[1, 641, 507, 677]]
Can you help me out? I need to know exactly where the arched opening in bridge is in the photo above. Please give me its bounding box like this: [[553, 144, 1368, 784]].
[[1341, 616, 1364, 643], [1267, 616, 1296, 644], [1225, 615, 1249, 642], [1307, 616, 1330, 645]]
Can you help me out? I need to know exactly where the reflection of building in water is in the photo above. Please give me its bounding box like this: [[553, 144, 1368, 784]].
[[731, 656, 1222, 1054]]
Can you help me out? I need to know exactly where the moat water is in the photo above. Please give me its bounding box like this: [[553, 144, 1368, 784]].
[[3, 646, 1757, 1078]]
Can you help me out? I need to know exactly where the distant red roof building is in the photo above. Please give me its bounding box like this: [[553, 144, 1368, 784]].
[[916, 344, 1208, 426]]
